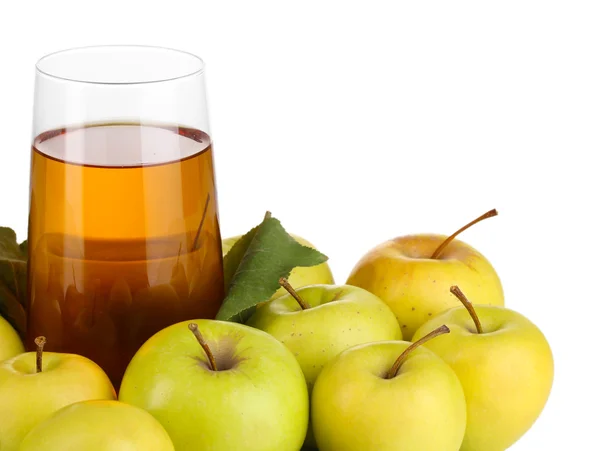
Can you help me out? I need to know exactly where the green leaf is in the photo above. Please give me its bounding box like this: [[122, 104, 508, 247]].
[[0, 227, 28, 337], [217, 213, 328, 323]]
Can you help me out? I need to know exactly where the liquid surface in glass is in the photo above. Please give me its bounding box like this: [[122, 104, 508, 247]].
[[27, 124, 224, 387]]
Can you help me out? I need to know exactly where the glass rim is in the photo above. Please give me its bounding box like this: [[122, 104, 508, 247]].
[[35, 45, 205, 86]]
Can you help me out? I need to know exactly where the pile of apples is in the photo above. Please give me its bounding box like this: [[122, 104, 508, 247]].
[[0, 209, 553, 451]]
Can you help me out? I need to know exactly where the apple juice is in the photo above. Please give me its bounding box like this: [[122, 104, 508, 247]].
[[26, 124, 224, 387]]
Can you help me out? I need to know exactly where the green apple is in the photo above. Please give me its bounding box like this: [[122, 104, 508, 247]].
[[247, 280, 403, 391], [0, 316, 24, 362], [19, 400, 174, 450], [412, 286, 554, 451], [347, 209, 503, 338], [119, 319, 309, 451], [247, 280, 402, 447], [221, 234, 240, 255], [223, 233, 334, 300], [311, 325, 467, 450], [0, 337, 116, 451]]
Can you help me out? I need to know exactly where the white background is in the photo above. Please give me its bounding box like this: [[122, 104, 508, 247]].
[[0, 0, 596, 448]]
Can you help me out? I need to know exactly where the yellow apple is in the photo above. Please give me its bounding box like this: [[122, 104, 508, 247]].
[[19, 400, 175, 450], [0, 337, 116, 450], [0, 316, 24, 362], [223, 233, 334, 300], [412, 286, 554, 451], [347, 209, 503, 338], [311, 325, 466, 450], [246, 280, 402, 447]]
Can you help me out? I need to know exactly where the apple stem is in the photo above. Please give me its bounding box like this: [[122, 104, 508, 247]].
[[264, 211, 272, 221], [386, 325, 450, 379], [279, 277, 310, 310], [188, 323, 218, 371], [191, 193, 211, 252], [34, 336, 46, 373], [450, 286, 483, 334], [430, 208, 498, 259]]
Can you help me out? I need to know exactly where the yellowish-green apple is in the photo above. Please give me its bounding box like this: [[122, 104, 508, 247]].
[[0, 337, 116, 451], [347, 209, 504, 338], [119, 319, 309, 451], [19, 400, 174, 451], [0, 316, 24, 362], [223, 233, 334, 300], [246, 279, 402, 447], [412, 286, 554, 451], [311, 325, 467, 451], [247, 279, 403, 390]]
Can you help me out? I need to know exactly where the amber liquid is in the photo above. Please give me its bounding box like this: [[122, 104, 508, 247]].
[[27, 124, 224, 387]]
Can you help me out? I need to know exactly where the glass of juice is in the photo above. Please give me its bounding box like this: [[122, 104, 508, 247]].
[[27, 46, 224, 387]]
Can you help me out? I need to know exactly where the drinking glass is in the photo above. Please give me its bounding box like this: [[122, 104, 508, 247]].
[[27, 46, 224, 387]]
